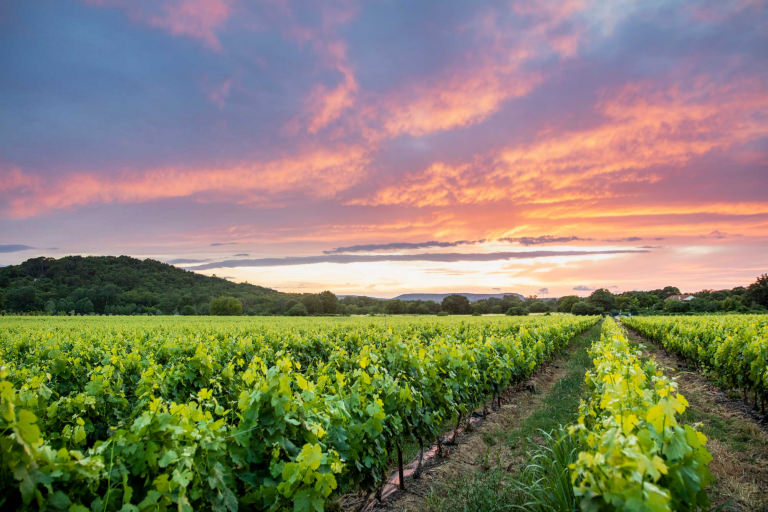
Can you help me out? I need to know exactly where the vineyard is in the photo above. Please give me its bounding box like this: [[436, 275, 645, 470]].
[[3, 314, 767, 510], [0, 315, 596, 511], [622, 315, 768, 412]]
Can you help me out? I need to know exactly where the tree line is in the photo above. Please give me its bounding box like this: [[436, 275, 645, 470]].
[[1, 256, 766, 316]]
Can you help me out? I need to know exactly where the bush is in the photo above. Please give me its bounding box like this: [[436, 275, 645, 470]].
[[505, 305, 529, 316], [663, 298, 690, 313], [210, 296, 243, 315], [286, 303, 309, 316], [571, 301, 597, 315], [528, 300, 550, 313]]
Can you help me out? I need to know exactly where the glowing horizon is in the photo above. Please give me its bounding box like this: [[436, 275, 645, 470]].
[[1, 0, 766, 297]]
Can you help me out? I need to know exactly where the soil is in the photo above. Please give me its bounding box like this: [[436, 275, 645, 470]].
[[625, 327, 768, 512]]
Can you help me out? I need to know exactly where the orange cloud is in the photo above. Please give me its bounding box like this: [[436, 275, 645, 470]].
[[2, 145, 369, 218], [358, 75, 768, 209], [306, 41, 358, 133], [376, 69, 542, 138]]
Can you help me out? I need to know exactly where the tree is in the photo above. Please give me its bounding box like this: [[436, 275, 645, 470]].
[[317, 291, 339, 314], [180, 305, 196, 315], [385, 299, 405, 314], [558, 295, 579, 313], [663, 298, 689, 313], [571, 301, 598, 315], [45, 299, 57, 314], [661, 286, 681, 299], [747, 274, 768, 308], [5, 286, 38, 312], [588, 289, 615, 313], [528, 300, 550, 313], [506, 304, 529, 316], [301, 294, 322, 315], [441, 294, 471, 314], [210, 296, 243, 315], [74, 297, 94, 314], [287, 303, 308, 316]]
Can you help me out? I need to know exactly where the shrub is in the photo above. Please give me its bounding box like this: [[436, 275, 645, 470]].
[[210, 296, 243, 315]]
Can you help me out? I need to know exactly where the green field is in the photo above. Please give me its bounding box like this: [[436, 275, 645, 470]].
[[2, 314, 767, 511], [0, 314, 596, 511]]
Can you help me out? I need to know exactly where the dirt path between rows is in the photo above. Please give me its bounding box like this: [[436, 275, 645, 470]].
[[341, 325, 598, 512], [624, 327, 768, 511]]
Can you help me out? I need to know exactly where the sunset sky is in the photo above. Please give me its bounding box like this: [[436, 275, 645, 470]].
[[1, 0, 767, 297]]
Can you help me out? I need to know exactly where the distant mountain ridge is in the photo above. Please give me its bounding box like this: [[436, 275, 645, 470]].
[[393, 292, 525, 303]]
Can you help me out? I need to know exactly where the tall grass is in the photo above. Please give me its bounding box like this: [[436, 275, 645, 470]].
[[425, 428, 579, 512]]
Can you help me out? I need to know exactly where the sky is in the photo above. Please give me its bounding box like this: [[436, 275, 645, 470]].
[[1, 0, 767, 298]]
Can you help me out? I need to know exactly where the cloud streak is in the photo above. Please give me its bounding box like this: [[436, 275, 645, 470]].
[[190, 248, 649, 270], [0, 244, 34, 253], [325, 239, 483, 254]]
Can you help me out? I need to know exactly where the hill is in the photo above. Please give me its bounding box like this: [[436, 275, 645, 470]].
[[394, 292, 525, 303], [0, 255, 293, 315]]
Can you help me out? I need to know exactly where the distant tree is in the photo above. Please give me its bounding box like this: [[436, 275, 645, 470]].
[[720, 296, 746, 312], [661, 286, 681, 299], [301, 294, 322, 315], [571, 301, 598, 315], [588, 289, 615, 313], [180, 305, 196, 315], [505, 304, 529, 316], [210, 296, 242, 315], [5, 286, 38, 312], [74, 297, 94, 315], [57, 298, 75, 314], [385, 299, 405, 314], [663, 298, 689, 313], [557, 295, 580, 313], [615, 295, 640, 315], [471, 300, 490, 315], [287, 303, 308, 316], [689, 297, 717, 313], [45, 299, 57, 314], [528, 300, 550, 313], [317, 291, 339, 314], [747, 274, 768, 308], [441, 294, 471, 314]]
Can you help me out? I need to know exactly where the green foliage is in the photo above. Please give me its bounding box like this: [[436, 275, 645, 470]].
[[287, 303, 309, 316], [623, 315, 768, 404], [0, 314, 598, 510], [506, 304, 529, 316], [528, 300, 550, 313], [571, 301, 598, 315], [5, 285, 38, 312], [441, 294, 471, 314], [587, 288, 615, 313], [558, 295, 580, 313], [569, 318, 712, 511], [0, 255, 286, 315], [663, 298, 690, 313], [210, 296, 243, 315], [747, 274, 768, 308]]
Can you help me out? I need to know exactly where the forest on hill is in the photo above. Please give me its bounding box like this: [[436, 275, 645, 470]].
[[0, 256, 766, 316]]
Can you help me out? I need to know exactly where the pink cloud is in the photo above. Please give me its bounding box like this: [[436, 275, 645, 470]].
[[2, 145, 370, 218], [305, 41, 358, 133], [84, 0, 232, 50], [356, 74, 768, 209]]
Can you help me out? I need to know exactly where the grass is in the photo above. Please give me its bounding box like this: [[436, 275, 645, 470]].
[[424, 321, 602, 512]]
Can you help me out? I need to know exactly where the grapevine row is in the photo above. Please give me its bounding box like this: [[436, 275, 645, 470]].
[[568, 318, 712, 511], [622, 315, 768, 410]]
